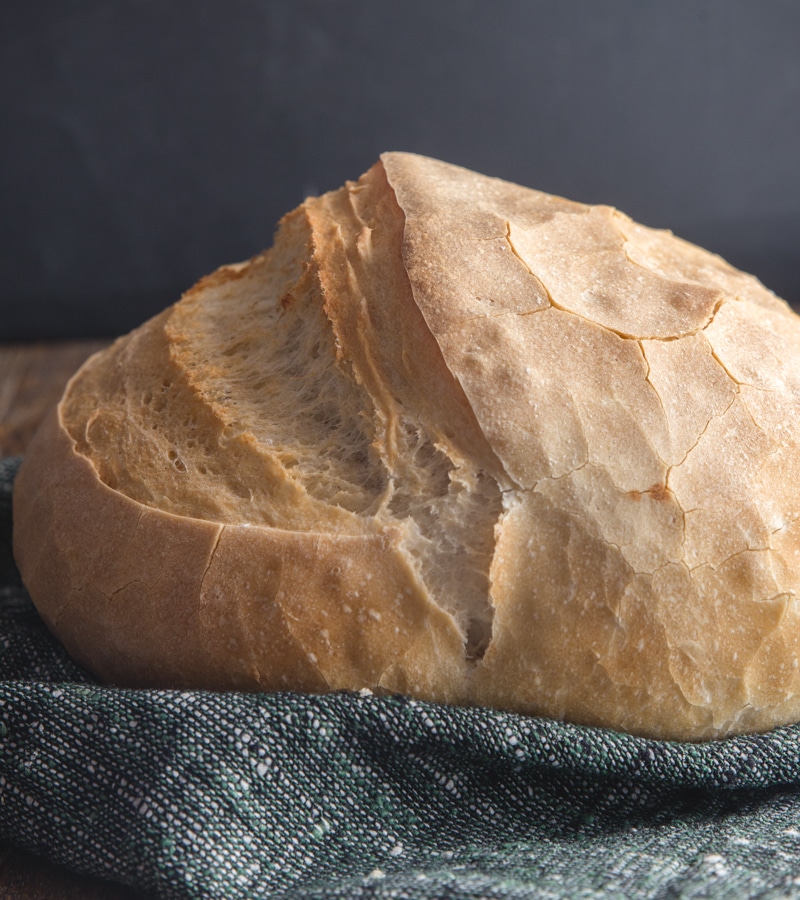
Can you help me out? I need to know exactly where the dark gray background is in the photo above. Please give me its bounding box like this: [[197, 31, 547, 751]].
[[2, 0, 799, 341]]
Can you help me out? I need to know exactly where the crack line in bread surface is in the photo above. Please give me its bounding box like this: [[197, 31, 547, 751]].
[[198, 525, 224, 595], [665, 392, 740, 477], [505, 219, 728, 343]]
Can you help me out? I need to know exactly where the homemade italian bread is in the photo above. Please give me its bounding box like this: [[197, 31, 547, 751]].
[[14, 153, 800, 740]]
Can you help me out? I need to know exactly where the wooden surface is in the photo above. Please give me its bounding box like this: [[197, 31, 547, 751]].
[[0, 342, 109, 455], [0, 340, 146, 900]]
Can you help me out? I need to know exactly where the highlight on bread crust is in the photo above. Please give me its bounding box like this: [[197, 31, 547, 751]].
[[13, 152, 800, 741]]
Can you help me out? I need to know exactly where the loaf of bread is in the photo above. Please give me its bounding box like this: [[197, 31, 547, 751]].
[[13, 153, 800, 741]]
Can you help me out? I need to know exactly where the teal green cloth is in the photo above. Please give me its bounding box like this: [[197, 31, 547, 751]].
[[3, 455, 800, 898]]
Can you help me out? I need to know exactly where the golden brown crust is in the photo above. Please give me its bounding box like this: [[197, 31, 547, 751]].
[[14, 407, 467, 700], [379, 152, 800, 739], [13, 151, 800, 740]]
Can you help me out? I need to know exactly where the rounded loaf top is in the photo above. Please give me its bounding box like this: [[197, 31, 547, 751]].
[[13, 152, 800, 740]]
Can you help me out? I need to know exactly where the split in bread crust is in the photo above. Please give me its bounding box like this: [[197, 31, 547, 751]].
[[14, 153, 800, 740]]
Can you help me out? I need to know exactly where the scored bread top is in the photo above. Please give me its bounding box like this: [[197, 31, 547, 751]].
[[13, 152, 800, 740]]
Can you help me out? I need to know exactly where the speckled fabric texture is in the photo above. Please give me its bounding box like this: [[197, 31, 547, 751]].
[[3, 456, 800, 899]]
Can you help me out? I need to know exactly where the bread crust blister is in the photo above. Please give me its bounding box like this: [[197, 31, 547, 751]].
[[14, 152, 800, 740]]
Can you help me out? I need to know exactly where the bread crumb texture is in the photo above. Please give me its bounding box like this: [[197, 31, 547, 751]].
[[13, 153, 800, 740]]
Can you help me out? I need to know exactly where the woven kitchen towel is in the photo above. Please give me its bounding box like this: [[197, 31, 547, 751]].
[[3, 455, 800, 899]]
